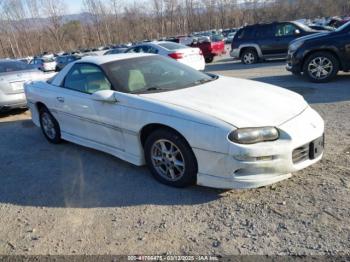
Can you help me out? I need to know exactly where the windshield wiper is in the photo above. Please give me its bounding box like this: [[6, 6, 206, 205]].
[[146, 86, 164, 91], [193, 78, 214, 85]]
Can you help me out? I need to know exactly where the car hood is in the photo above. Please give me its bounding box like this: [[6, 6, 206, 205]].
[[140, 76, 308, 128], [292, 32, 330, 44]]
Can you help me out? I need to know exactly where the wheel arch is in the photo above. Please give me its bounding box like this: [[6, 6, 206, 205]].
[[29, 101, 49, 127], [36, 101, 48, 113], [239, 44, 262, 58], [140, 123, 190, 149], [140, 123, 199, 185], [302, 49, 343, 71]]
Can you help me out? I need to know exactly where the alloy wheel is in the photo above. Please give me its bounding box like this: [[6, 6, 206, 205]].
[[308, 57, 333, 80], [41, 112, 56, 140], [243, 52, 255, 64], [151, 139, 185, 182]]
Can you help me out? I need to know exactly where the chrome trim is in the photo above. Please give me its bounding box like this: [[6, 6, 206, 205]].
[[51, 108, 138, 136]]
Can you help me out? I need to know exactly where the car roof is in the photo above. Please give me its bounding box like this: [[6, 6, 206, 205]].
[[77, 53, 154, 65], [132, 41, 184, 47], [0, 59, 23, 63], [243, 21, 292, 28]]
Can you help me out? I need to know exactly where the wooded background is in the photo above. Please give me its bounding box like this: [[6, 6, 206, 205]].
[[0, 0, 349, 58]]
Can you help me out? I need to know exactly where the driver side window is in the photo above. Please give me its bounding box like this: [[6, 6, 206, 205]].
[[275, 23, 298, 37], [64, 64, 112, 94]]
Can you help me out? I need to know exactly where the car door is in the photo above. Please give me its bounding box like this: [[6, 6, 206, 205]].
[[55, 63, 124, 151], [255, 25, 276, 56], [273, 23, 300, 55]]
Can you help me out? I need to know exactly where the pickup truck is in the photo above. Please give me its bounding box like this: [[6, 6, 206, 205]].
[[191, 35, 226, 63]]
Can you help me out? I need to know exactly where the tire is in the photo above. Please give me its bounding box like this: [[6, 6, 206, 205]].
[[303, 52, 339, 83], [144, 129, 197, 188], [241, 48, 258, 64], [205, 56, 214, 63], [39, 107, 62, 144]]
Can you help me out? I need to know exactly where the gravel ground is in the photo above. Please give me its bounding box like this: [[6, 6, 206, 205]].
[[0, 55, 349, 256]]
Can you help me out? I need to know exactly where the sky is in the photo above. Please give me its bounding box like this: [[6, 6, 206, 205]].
[[64, 0, 135, 14], [64, 0, 84, 14]]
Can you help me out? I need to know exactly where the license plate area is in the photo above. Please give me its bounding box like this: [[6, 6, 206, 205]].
[[309, 135, 324, 159]]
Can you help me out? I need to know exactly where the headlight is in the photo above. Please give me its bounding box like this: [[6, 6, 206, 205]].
[[228, 127, 279, 144], [289, 41, 304, 52]]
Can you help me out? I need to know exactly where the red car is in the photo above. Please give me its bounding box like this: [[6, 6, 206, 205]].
[[191, 35, 226, 63]]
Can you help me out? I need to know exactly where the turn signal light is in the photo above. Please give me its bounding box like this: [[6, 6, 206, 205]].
[[168, 53, 184, 60]]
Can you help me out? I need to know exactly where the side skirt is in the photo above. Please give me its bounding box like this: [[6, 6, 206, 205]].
[[61, 131, 145, 166]]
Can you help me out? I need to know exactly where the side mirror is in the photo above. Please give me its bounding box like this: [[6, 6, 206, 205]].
[[294, 29, 301, 35], [91, 90, 118, 103]]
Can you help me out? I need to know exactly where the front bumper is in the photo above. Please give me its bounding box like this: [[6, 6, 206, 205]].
[[286, 50, 303, 73], [195, 107, 324, 189]]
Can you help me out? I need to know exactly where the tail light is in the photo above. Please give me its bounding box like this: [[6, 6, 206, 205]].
[[168, 52, 184, 60], [199, 50, 203, 56]]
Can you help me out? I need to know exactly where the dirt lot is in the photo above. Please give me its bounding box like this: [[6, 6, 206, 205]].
[[0, 56, 349, 256]]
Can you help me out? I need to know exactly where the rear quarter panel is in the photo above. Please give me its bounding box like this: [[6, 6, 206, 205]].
[[24, 81, 59, 126]]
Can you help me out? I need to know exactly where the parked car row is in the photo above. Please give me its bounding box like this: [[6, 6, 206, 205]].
[[229, 20, 350, 82], [230, 21, 321, 64], [122, 41, 205, 71], [0, 60, 50, 111], [287, 21, 350, 83]]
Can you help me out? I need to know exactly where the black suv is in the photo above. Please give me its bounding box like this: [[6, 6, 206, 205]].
[[287, 21, 350, 83], [230, 21, 318, 64]]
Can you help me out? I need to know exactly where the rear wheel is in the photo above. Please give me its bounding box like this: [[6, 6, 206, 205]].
[[303, 52, 339, 83], [39, 107, 62, 144], [144, 129, 197, 188], [241, 49, 258, 64]]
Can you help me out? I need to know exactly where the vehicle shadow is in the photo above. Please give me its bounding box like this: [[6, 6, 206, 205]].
[[206, 59, 286, 72], [0, 120, 225, 208], [251, 74, 350, 104], [0, 108, 28, 119]]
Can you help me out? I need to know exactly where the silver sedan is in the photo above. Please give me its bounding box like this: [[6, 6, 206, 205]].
[[0, 60, 48, 111]]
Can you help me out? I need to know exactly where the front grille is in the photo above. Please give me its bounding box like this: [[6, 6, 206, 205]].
[[292, 144, 310, 164]]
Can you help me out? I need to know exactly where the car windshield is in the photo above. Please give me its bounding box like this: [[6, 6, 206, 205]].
[[335, 21, 350, 32], [211, 34, 224, 42], [0, 61, 34, 73], [102, 56, 216, 94], [293, 21, 313, 32]]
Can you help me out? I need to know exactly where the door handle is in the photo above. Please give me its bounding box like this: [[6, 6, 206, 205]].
[[56, 97, 65, 103]]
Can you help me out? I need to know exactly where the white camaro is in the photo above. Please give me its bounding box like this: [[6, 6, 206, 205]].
[[24, 54, 324, 189]]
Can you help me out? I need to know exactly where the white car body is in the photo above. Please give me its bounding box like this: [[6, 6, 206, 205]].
[[24, 54, 324, 189], [0, 60, 53, 110], [126, 41, 205, 71], [30, 58, 57, 72]]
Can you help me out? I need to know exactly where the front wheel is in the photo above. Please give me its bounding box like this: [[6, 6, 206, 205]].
[[144, 129, 197, 188], [303, 52, 339, 83], [39, 107, 62, 144]]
